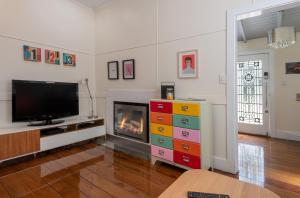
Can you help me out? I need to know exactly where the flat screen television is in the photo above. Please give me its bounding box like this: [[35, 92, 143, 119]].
[[12, 80, 79, 126]]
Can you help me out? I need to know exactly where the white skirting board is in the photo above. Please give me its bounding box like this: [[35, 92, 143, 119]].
[[272, 130, 300, 142], [40, 126, 106, 151]]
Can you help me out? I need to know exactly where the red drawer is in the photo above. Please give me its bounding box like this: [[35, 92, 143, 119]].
[[150, 101, 172, 114], [174, 151, 201, 169]]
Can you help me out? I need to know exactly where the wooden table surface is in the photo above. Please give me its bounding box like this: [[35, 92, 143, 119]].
[[159, 170, 280, 198]]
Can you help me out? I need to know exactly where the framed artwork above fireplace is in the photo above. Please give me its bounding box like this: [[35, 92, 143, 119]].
[[108, 61, 119, 80], [122, 59, 135, 79]]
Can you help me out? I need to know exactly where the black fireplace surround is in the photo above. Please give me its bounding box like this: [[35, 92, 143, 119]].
[[114, 101, 149, 143]]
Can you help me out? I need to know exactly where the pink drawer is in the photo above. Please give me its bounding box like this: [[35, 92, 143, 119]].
[[173, 127, 200, 143], [151, 145, 173, 162]]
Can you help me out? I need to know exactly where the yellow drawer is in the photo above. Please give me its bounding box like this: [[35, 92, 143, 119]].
[[151, 123, 173, 137], [173, 102, 200, 116]]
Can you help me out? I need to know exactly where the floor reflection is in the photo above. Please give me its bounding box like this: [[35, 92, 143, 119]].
[[238, 143, 265, 186], [238, 134, 300, 198], [0, 135, 299, 197], [0, 143, 182, 198]]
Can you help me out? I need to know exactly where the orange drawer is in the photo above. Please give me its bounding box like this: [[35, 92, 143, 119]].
[[173, 139, 200, 156], [151, 112, 172, 125]]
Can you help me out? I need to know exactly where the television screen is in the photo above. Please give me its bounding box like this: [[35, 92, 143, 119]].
[[12, 80, 79, 122]]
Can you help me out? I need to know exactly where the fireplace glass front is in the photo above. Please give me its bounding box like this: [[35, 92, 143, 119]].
[[114, 101, 149, 143]]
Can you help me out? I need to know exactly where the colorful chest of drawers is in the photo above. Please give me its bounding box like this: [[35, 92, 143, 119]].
[[150, 99, 213, 170]]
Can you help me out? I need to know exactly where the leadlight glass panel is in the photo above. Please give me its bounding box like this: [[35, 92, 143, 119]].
[[237, 60, 263, 125]]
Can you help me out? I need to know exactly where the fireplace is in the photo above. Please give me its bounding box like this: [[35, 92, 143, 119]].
[[114, 101, 149, 143]]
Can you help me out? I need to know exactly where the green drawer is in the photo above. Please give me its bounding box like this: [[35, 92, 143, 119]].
[[173, 114, 200, 130], [151, 134, 173, 149]]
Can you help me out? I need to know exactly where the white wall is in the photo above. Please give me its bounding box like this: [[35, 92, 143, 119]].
[[95, 0, 253, 172], [238, 35, 300, 140], [0, 0, 96, 127]]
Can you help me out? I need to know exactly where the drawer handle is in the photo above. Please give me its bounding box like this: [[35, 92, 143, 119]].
[[158, 150, 165, 156], [181, 106, 189, 111], [157, 117, 164, 121], [158, 127, 164, 132], [157, 104, 164, 109], [181, 119, 189, 124], [158, 139, 165, 144], [182, 144, 190, 150], [182, 156, 190, 163], [182, 131, 189, 137]]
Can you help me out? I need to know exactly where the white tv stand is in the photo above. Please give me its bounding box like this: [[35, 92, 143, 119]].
[[0, 117, 105, 162]]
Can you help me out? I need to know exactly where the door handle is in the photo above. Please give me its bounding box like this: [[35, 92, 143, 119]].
[[157, 104, 164, 109], [158, 139, 165, 144], [182, 156, 190, 163], [181, 119, 188, 124], [182, 144, 190, 150], [157, 117, 164, 121], [182, 131, 189, 137], [158, 127, 164, 132], [158, 150, 165, 156], [181, 106, 189, 111]]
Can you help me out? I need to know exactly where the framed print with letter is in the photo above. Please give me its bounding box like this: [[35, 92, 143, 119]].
[[63, 53, 76, 67], [178, 50, 198, 79], [45, 49, 60, 65], [23, 45, 41, 62], [108, 61, 119, 80]]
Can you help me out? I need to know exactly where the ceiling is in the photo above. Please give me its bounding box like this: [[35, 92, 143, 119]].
[[74, 0, 109, 8], [237, 6, 300, 42]]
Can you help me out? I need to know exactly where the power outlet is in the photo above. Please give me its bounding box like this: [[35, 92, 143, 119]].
[[297, 93, 300, 101]]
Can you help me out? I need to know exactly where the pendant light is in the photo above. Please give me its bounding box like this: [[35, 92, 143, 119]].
[[268, 11, 296, 49]]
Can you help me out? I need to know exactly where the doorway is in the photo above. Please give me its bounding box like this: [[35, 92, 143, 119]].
[[227, 0, 300, 173], [237, 53, 270, 136]]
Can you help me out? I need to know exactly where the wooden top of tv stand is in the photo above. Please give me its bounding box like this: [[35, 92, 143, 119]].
[[0, 117, 104, 135]]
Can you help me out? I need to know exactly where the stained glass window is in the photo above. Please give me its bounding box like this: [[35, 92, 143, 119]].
[[237, 60, 263, 125]]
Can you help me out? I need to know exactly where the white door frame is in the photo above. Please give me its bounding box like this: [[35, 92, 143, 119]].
[[226, 0, 300, 174]]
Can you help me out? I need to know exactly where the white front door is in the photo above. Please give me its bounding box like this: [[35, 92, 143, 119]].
[[237, 53, 270, 136]]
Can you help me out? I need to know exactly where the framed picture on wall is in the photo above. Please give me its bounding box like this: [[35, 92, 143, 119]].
[[178, 50, 198, 79], [122, 59, 135, 80], [108, 61, 119, 80], [286, 62, 300, 74], [23, 45, 41, 62], [63, 53, 76, 67], [45, 49, 60, 65]]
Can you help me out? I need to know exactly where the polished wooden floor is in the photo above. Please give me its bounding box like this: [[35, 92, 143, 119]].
[[0, 135, 298, 197], [237, 134, 300, 198]]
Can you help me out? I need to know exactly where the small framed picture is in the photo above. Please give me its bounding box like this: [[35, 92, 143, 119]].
[[123, 59, 135, 80], [63, 53, 76, 67], [286, 62, 300, 74], [108, 61, 119, 80], [178, 50, 198, 79], [45, 49, 60, 65], [23, 45, 41, 62]]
